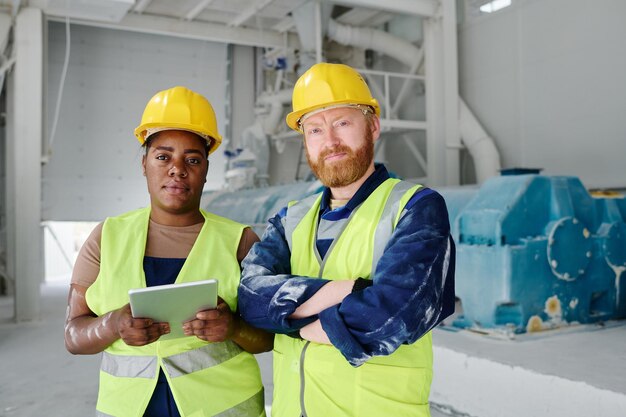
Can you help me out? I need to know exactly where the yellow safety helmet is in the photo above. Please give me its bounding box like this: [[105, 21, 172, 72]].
[[134, 86, 222, 155], [286, 62, 380, 132]]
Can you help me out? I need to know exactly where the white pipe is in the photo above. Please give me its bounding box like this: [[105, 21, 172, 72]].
[[322, 0, 438, 17], [273, 69, 284, 92], [237, 89, 293, 183], [290, 2, 332, 49], [328, 19, 425, 117], [327, 18, 501, 183], [327, 19, 421, 69], [315, 0, 323, 63], [256, 89, 292, 135], [459, 98, 501, 183], [45, 14, 71, 163], [291, 1, 332, 74], [0, 55, 15, 77]]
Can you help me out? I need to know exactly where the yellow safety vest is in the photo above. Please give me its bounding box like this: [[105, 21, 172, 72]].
[[86, 207, 265, 417], [273, 178, 433, 417]]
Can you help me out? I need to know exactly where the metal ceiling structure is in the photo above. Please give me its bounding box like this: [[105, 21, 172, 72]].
[[2, 0, 442, 49]]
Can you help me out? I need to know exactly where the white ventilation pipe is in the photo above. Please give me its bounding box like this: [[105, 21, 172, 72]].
[[459, 98, 501, 182], [239, 88, 293, 178], [256, 89, 292, 135], [291, 2, 333, 74], [327, 19, 421, 69], [326, 19, 501, 183]]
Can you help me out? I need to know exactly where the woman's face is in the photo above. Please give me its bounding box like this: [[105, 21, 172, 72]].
[[142, 130, 209, 222]]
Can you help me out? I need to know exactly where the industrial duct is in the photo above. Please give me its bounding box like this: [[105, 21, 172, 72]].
[[458, 98, 501, 184], [256, 89, 293, 136], [327, 19, 422, 70]]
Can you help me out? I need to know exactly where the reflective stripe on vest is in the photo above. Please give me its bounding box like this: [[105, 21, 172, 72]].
[[214, 389, 265, 417], [317, 216, 350, 241], [274, 178, 432, 417], [101, 352, 157, 379], [162, 341, 243, 378], [101, 341, 244, 380], [87, 207, 264, 417], [371, 180, 418, 277], [285, 193, 320, 253]]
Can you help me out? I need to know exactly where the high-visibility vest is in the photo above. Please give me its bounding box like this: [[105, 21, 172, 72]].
[[86, 207, 265, 417], [273, 178, 433, 417]]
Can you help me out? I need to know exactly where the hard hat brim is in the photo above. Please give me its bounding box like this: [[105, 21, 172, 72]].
[[286, 98, 380, 132], [134, 123, 223, 155]]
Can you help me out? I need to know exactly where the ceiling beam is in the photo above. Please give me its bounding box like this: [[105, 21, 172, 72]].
[[132, 0, 152, 14], [47, 13, 299, 49], [229, 0, 275, 27], [325, 0, 439, 17], [335, 8, 380, 25], [183, 0, 215, 21], [272, 15, 295, 33]]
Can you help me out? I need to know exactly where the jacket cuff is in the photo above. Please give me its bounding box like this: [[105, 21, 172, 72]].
[[318, 306, 371, 367], [269, 279, 329, 331]]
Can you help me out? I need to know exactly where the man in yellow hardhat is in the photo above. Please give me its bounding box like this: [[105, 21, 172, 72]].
[[65, 86, 272, 417], [239, 63, 456, 417]]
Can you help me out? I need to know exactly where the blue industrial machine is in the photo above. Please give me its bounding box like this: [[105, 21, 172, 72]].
[[449, 174, 626, 332], [203, 173, 626, 333], [202, 181, 323, 236]]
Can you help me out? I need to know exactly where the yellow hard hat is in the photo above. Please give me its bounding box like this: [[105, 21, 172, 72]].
[[134, 86, 222, 154], [286, 62, 380, 132]]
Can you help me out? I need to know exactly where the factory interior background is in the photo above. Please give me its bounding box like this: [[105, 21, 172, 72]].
[[1, 0, 625, 416]]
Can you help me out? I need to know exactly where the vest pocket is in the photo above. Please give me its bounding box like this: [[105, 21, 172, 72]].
[[355, 362, 432, 415]]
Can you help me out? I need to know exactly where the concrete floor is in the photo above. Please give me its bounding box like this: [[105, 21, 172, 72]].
[[1, 283, 100, 417], [0, 283, 455, 417], [430, 313, 626, 417]]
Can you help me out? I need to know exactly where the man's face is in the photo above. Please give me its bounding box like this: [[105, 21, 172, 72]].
[[302, 107, 379, 188], [142, 130, 209, 218]]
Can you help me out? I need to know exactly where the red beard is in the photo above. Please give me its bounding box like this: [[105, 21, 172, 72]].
[[306, 129, 374, 188]]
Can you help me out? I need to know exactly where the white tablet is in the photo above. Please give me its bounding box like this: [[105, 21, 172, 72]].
[[129, 279, 218, 340]]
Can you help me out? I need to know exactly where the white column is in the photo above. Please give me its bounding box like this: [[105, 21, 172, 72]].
[[441, 0, 460, 185], [424, 1, 460, 186], [314, 0, 323, 63], [10, 7, 44, 321], [424, 12, 444, 186]]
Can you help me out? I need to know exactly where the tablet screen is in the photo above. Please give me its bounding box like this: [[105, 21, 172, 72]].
[[129, 279, 218, 340]]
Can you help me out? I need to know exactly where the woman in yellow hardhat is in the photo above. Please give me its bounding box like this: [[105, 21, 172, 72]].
[[64, 86, 271, 417]]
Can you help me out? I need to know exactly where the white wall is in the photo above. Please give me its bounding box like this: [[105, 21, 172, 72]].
[[458, 0, 626, 188], [43, 22, 229, 221]]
